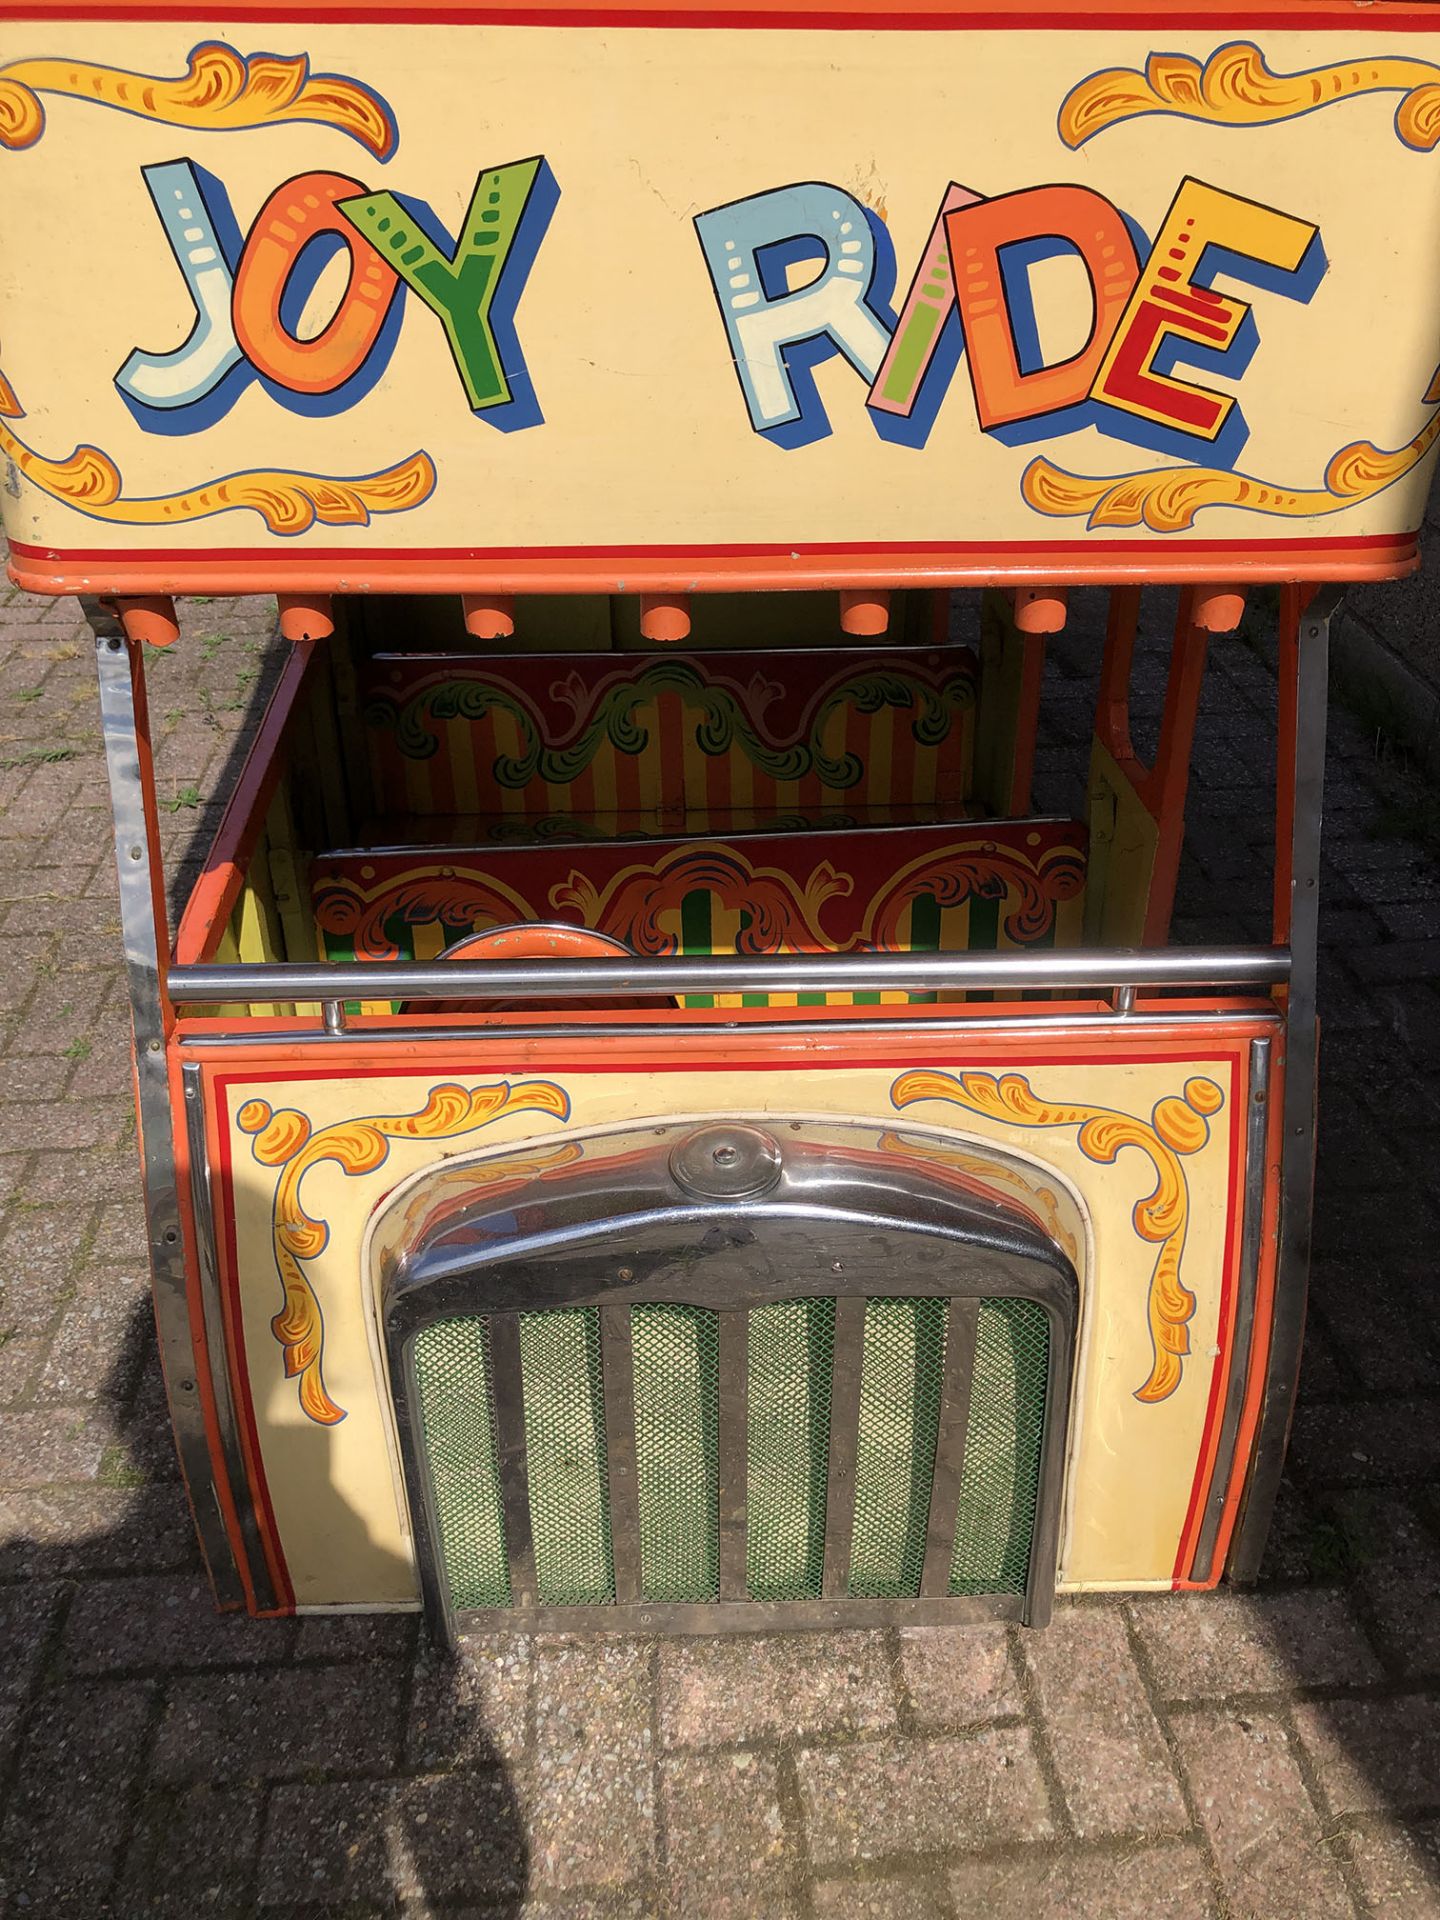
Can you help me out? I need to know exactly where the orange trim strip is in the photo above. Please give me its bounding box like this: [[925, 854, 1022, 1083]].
[[5, 537, 1419, 602], [173, 638, 318, 966]]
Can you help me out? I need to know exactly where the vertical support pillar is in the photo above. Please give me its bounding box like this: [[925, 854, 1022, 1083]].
[[88, 601, 246, 1607], [1228, 584, 1341, 1581]]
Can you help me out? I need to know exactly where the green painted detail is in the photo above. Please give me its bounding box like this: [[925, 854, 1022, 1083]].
[[880, 299, 943, 403], [338, 160, 542, 412], [365, 659, 974, 789], [680, 887, 713, 1009]]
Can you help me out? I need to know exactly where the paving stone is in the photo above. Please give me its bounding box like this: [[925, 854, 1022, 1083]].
[[1022, 1606, 1187, 1838], [0, 1407, 108, 1485], [0, 1203, 95, 1320], [117, 1784, 263, 1913], [1290, 1693, 1440, 1813], [1329, 1493, 1440, 1678], [896, 1624, 1024, 1726], [61, 1574, 298, 1675], [35, 1267, 150, 1403], [0, 1578, 64, 1765], [408, 1634, 531, 1769], [0, 1678, 156, 1907], [152, 1662, 405, 1785], [1290, 1400, 1440, 1487], [530, 1638, 655, 1890], [797, 1727, 1053, 1864], [0, 1483, 198, 1577], [657, 1630, 896, 1749], [258, 1772, 530, 1909], [1129, 1588, 1382, 1697], [1174, 1707, 1354, 1918], [811, 1873, 948, 1919], [660, 1751, 790, 1916], [295, 1607, 419, 1662], [948, 1843, 1219, 1916], [1346, 1817, 1440, 1918]]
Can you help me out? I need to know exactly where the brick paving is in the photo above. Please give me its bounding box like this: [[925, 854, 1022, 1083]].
[[0, 558, 1437, 1918]]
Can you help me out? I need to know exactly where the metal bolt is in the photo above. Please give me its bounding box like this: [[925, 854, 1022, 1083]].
[[178, 1378, 195, 1393], [713, 1145, 738, 1167], [163, 1228, 178, 1245], [617, 1267, 633, 1282], [129, 846, 143, 861], [147, 1038, 161, 1053]]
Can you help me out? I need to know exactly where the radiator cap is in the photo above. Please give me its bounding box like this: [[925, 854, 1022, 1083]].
[[669, 1123, 782, 1202]]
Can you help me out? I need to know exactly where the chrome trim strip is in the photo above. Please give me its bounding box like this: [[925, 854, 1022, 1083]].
[[1231, 589, 1340, 1579], [93, 617, 243, 1607], [920, 1296, 979, 1599], [716, 1311, 749, 1602], [1189, 1036, 1271, 1585], [487, 1314, 537, 1609], [821, 1296, 866, 1601], [181, 1063, 277, 1613], [168, 943, 1290, 1005], [453, 1591, 1027, 1634], [176, 1008, 1282, 1050], [600, 1305, 642, 1606]]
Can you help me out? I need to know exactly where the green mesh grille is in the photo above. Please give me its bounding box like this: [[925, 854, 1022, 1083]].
[[412, 1317, 510, 1610], [632, 1304, 720, 1602], [950, 1299, 1050, 1597], [849, 1297, 948, 1599], [410, 1292, 1049, 1616], [747, 1298, 835, 1600], [518, 1308, 614, 1605]]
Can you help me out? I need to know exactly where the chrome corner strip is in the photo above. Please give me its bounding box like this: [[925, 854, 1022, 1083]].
[[92, 614, 244, 1606], [1229, 589, 1340, 1581], [181, 1062, 277, 1612], [1188, 1034, 1271, 1585]]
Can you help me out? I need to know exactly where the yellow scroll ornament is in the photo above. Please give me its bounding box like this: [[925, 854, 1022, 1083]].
[[891, 1067, 1225, 1403], [1059, 41, 1440, 152], [0, 42, 397, 158], [238, 1079, 571, 1424]]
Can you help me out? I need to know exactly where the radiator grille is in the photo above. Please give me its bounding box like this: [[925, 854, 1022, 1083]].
[[412, 1296, 1049, 1618]]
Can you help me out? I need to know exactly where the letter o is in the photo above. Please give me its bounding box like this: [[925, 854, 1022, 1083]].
[[233, 171, 401, 395]]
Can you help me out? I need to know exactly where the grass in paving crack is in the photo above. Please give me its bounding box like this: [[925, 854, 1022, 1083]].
[[0, 745, 78, 770], [160, 784, 200, 812]]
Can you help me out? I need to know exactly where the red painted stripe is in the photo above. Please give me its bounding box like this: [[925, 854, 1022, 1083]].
[[7, 3, 1440, 25]]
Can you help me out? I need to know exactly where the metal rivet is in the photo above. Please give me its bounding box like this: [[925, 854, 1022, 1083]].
[[178, 1378, 195, 1393], [147, 1038, 161, 1053], [164, 1228, 178, 1244], [617, 1267, 633, 1281]]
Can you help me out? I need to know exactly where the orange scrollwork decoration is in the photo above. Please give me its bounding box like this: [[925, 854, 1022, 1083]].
[[1021, 378, 1440, 534], [238, 1079, 570, 1424], [891, 1068, 1225, 1403], [0, 42, 397, 158], [1059, 41, 1440, 153], [551, 843, 851, 955]]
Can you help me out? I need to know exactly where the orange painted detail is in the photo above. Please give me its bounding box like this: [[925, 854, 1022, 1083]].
[[947, 186, 1139, 431], [232, 171, 402, 395]]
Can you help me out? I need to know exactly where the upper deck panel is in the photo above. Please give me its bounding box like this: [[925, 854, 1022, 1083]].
[[2, 5, 1438, 592]]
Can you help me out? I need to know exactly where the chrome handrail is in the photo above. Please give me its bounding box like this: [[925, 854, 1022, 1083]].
[[167, 943, 1290, 1005]]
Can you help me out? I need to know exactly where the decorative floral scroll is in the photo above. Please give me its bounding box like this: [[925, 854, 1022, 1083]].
[[891, 1068, 1225, 1403], [0, 42, 397, 157], [237, 1079, 570, 1424], [1021, 376, 1440, 533], [553, 844, 850, 956], [1059, 41, 1440, 152], [364, 656, 974, 790], [313, 867, 537, 963], [866, 835, 1086, 949], [0, 367, 434, 534]]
